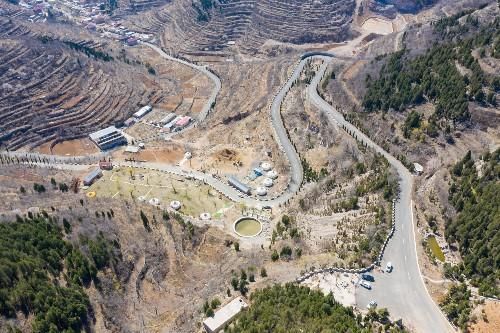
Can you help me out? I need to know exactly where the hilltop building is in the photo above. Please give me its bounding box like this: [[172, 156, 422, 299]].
[[89, 126, 127, 151], [124, 117, 136, 127], [134, 105, 152, 119], [126, 37, 138, 46], [414, 163, 424, 175], [228, 176, 251, 195], [203, 297, 248, 333], [99, 160, 113, 170], [83, 168, 102, 186], [160, 113, 177, 125], [174, 116, 192, 130]]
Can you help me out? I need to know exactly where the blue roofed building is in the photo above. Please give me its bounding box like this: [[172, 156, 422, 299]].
[[83, 168, 103, 186], [228, 176, 251, 195]]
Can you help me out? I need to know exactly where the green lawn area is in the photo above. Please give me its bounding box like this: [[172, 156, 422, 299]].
[[427, 236, 445, 262], [85, 168, 231, 217]]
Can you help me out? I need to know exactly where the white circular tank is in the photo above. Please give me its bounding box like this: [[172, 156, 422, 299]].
[[149, 198, 160, 206], [170, 200, 182, 210], [184, 152, 192, 159], [261, 162, 272, 171], [262, 178, 274, 187], [256, 187, 268, 196], [200, 212, 211, 220], [267, 170, 278, 179], [138, 196, 146, 202]]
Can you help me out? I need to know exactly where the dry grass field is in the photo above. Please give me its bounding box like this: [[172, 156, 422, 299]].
[[85, 167, 231, 218], [470, 301, 500, 333]]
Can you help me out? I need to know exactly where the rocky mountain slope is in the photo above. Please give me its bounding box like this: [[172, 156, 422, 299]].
[[128, 0, 357, 55]]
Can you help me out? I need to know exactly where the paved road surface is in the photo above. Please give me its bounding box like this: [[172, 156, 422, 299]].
[[267, 58, 307, 201], [308, 59, 454, 333], [0, 57, 310, 207], [141, 42, 221, 123]]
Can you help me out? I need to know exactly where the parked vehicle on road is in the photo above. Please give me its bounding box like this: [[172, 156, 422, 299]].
[[386, 262, 393, 273], [361, 273, 374, 282], [360, 280, 372, 289], [367, 300, 377, 309]]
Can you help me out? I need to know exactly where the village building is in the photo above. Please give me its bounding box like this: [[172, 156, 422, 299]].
[[203, 297, 248, 333], [83, 168, 102, 186], [89, 126, 127, 151], [414, 162, 424, 175]]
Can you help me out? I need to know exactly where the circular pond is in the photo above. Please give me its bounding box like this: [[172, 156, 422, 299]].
[[233, 217, 263, 238]]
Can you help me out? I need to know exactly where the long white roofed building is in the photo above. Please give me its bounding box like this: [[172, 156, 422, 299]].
[[203, 297, 248, 333], [89, 126, 127, 151]]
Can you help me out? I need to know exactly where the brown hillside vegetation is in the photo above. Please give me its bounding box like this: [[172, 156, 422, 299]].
[[0, 18, 177, 151], [0, 165, 265, 333]]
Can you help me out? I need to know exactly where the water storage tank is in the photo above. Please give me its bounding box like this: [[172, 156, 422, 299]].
[[149, 198, 160, 206], [170, 200, 181, 210], [200, 212, 211, 220], [261, 162, 272, 171], [267, 170, 278, 179], [262, 178, 274, 187], [138, 196, 146, 202], [256, 187, 268, 196]]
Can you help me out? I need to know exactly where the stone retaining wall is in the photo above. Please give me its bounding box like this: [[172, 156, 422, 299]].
[[296, 199, 397, 282]]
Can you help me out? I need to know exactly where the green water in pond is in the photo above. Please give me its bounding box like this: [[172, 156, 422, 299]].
[[235, 218, 261, 236], [427, 236, 445, 262]]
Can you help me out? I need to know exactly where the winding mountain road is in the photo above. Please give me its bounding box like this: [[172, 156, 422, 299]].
[[0, 47, 455, 332], [141, 42, 221, 123], [0, 54, 311, 207], [308, 59, 454, 333]]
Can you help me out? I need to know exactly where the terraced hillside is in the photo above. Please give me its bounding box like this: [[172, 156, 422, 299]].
[[124, 0, 172, 12], [0, 18, 174, 151], [127, 0, 356, 55], [367, 0, 438, 18]]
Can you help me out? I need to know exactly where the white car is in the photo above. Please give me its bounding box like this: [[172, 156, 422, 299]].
[[367, 300, 377, 309], [360, 280, 372, 289], [386, 262, 393, 273]]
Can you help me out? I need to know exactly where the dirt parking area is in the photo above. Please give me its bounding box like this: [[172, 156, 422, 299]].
[[155, 95, 183, 112], [190, 98, 206, 114], [302, 272, 357, 307], [113, 145, 184, 164], [361, 17, 393, 35], [36, 138, 99, 156]]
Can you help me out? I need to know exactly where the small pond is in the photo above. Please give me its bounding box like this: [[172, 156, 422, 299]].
[[427, 236, 445, 262], [234, 217, 262, 237]]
